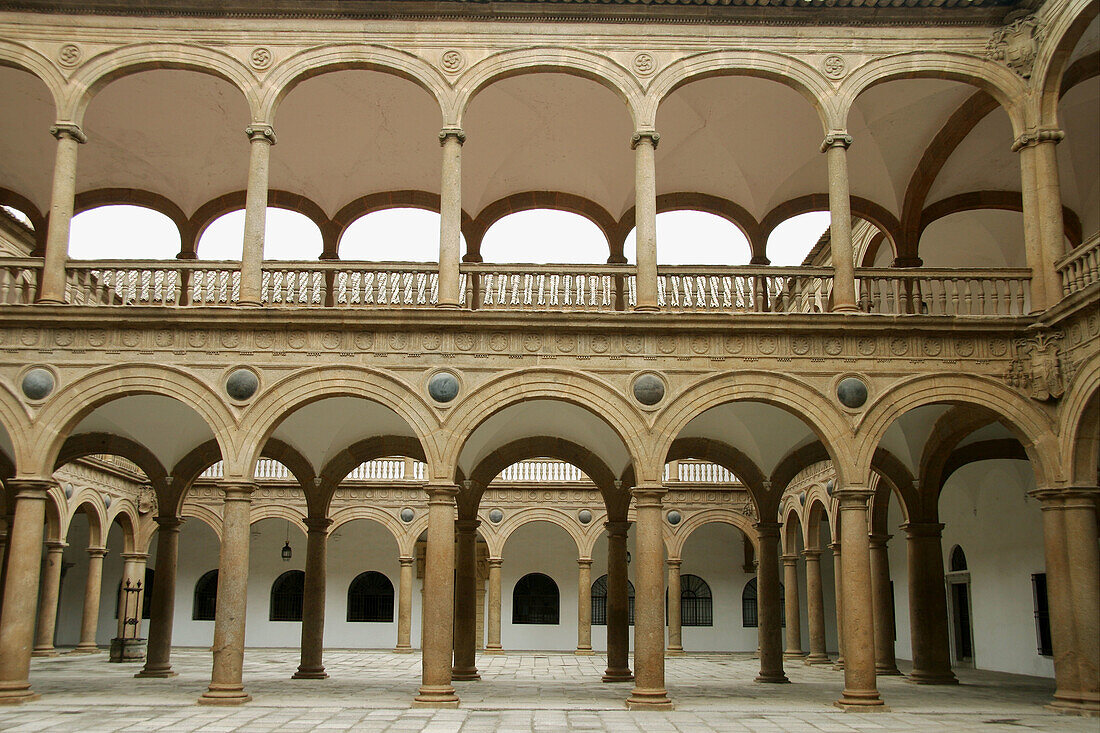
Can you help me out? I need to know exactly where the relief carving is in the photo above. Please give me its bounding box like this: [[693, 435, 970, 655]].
[[1006, 331, 1064, 401], [986, 15, 1044, 78]]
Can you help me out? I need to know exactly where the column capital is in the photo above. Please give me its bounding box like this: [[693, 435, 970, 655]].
[[45, 539, 68, 551], [425, 483, 459, 503], [304, 516, 333, 533], [868, 533, 892, 548], [1028, 486, 1098, 507], [488, 557, 503, 568], [754, 521, 781, 540], [245, 123, 277, 145], [604, 519, 632, 537], [1011, 128, 1063, 152], [50, 122, 87, 144], [630, 130, 660, 149], [455, 518, 481, 533], [820, 131, 852, 153], [399, 555, 415, 567], [834, 487, 874, 506], [665, 558, 682, 568], [901, 521, 945, 538], [218, 481, 256, 501], [121, 552, 149, 562], [7, 478, 56, 499], [801, 548, 823, 560], [154, 516, 183, 531], [630, 486, 666, 506], [439, 126, 466, 145], [578, 557, 593, 568], [780, 554, 799, 565], [86, 546, 107, 559], [827, 541, 841, 553]]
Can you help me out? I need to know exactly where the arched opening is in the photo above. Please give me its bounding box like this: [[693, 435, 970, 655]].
[[70, 205, 182, 260], [765, 211, 831, 266], [919, 209, 1026, 268], [347, 571, 395, 623], [500, 520, 579, 650], [339, 208, 447, 262], [623, 210, 753, 266], [0, 66, 58, 238], [327, 516, 404, 647], [512, 572, 560, 625], [193, 569, 218, 621], [196, 208, 324, 261], [482, 210, 608, 265], [270, 569, 306, 622]]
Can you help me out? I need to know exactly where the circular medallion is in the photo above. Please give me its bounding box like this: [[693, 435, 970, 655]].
[[591, 335, 609, 354], [188, 331, 207, 348], [422, 333, 441, 351], [287, 331, 307, 349], [225, 368, 259, 401], [954, 338, 975, 357], [890, 337, 909, 356], [54, 329, 74, 347], [724, 335, 744, 354], [249, 47, 273, 70], [155, 329, 174, 348], [21, 367, 54, 400], [489, 508, 504, 524], [632, 373, 666, 406], [577, 509, 592, 525], [428, 371, 460, 403], [791, 335, 811, 356], [923, 338, 942, 357], [440, 49, 466, 74], [57, 43, 82, 67], [836, 376, 868, 409], [400, 508, 415, 523], [624, 334, 644, 354], [490, 333, 508, 352], [322, 331, 341, 350], [255, 331, 275, 349], [690, 336, 709, 354], [633, 52, 656, 77], [824, 337, 843, 356], [122, 329, 141, 347], [555, 334, 576, 353], [390, 332, 408, 351], [822, 54, 846, 79], [454, 333, 475, 351], [758, 335, 777, 355], [990, 338, 1009, 357], [355, 331, 374, 350], [667, 510, 682, 525], [858, 337, 876, 356], [523, 334, 542, 352], [658, 336, 676, 354]]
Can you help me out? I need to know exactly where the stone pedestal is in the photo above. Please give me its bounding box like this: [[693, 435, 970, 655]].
[[110, 637, 147, 663]]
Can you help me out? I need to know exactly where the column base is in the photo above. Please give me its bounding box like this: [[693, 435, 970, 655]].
[[135, 667, 178, 678], [804, 653, 831, 665], [483, 648, 505, 656], [784, 651, 807, 659], [602, 668, 634, 683], [435, 302, 461, 310], [876, 664, 903, 676], [291, 667, 328, 680], [574, 648, 594, 656], [69, 645, 101, 654], [832, 304, 861, 314], [393, 646, 416, 654], [832, 659, 845, 671], [451, 668, 480, 681], [412, 685, 459, 707], [906, 669, 958, 685], [666, 647, 684, 657], [835, 689, 888, 712], [197, 685, 252, 705], [1047, 694, 1100, 717], [754, 672, 790, 684], [633, 305, 659, 313], [0, 684, 39, 706], [31, 648, 59, 657], [625, 688, 673, 710]]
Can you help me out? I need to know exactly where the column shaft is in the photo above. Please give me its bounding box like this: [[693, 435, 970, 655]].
[[823, 134, 857, 312], [831, 542, 844, 669], [835, 489, 885, 709], [869, 535, 900, 675], [437, 129, 465, 308], [485, 558, 502, 653], [414, 486, 459, 707], [666, 559, 683, 655], [73, 547, 106, 653], [1017, 142, 1046, 310], [603, 520, 633, 682], [294, 518, 331, 679], [627, 488, 671, 709], [38, 125, 85, 303], [903, 522, 957, 684], [32, 541, 66, 656], [782, 555, 804, 659], [138, 519, 180, 677], [238, 126, 275, 306], [1034, 138, 1067, 304], [577, 558, 593, 655], [803, 550, 829, 664], [755, 523, 787, 683], [0, 481, 50, 704], [452, 519, 480, 681], [632, 132, 659, 311], [199, 483, 254, 705], [395, 557, 415, 652]]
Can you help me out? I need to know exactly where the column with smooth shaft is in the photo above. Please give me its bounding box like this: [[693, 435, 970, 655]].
[[1014, 130, 1066, 310], [869, 534, 900, 675], [32, 540, 67, 656], [835, 487, 885, 710], [395, 556, 415, 653], [632, 130, 660, 311], [73, 546, 107, 653], [238, 125, 275, 306], [822, 132, 858, 312], [576, 558, 593, 655], [902, 521, 957, 685], [198, 482, 255, 705], [0, 479, 52, 704], [627, 487, 672, 709], [830, 541, 845, 669], [755, 523, 787, 683], [0, 515, 10, 620], [137, 517, 182, 677], [452, 518, 480, 681], [414, 484, 459, 707], [38, 124, 86, 303], [437, 127, 465, 308], [485, 558, 502, 654], [603, 520, 633, 682], [782, 554, 804, 659], [294, 517, 332, 679], [666, 559, 683, 655], [803, 549, 830, 664]]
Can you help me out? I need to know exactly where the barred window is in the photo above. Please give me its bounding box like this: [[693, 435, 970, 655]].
[[591, 574, 635, 626], [1032, 573, 1053, 657], [950, 546, 968, 572], [679, 574, 713, 627], [192, 569, 218, 621], [742, 577, 785, 628], [347, 571, 395, 622], [270, 570, 305, 622], [512, 573, 559, 624]]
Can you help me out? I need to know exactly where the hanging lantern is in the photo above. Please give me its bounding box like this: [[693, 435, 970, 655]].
[[281, 520, 292, 561]]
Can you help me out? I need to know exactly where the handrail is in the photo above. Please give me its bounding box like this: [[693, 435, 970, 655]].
[[856, 267, 1031, 316], [1056, 233, 1099, 297]]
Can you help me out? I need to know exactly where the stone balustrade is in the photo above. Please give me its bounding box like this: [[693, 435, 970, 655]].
[[1056, 233, 1099, 298]]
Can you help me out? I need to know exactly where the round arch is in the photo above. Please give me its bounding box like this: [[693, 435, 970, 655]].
[[780, 503, 804, 555], [106, 498, 141, 554], [181, 503, 223, 541], [65, 490, 108, 548], [802, 491, 835, 550], [1058, 352, 1100, 485], [668, 508, 758, 559], [0, 40, 67, 117], [493, 510, 584, 563], [328, 507, 407, 556], [470, 192, 618, 261], [189, 189, 330, 258], [249, 505, 307, 533], [759, 194, 903, 256], [73, 189, 189, 248], [1036, 0, 1099, 126], [0, 378, 31, 476]]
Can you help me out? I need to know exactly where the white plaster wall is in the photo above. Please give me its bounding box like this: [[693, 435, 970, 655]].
[[500, 521, 579, 651], [171, 517, 221, 647], [56, 512, 91, 648], [243, 518, 308, 648], [678, 522, 757, 652], [887, 497, 913, 663], [324, 519, 405, 649]]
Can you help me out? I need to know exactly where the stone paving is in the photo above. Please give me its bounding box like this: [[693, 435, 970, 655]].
[[0, 649, 1093, 732]]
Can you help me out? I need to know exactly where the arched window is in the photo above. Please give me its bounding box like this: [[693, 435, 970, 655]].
[[680, 574, 713, 627], [115, 568, 155, 620], [270, 570, 305, 622], [950, 545, 967, 572], [591, 574, 635, 626], [193, 569, 218, 621], [347, 571, 395, 622], [741, 577, 785, 628], [512, 572, 560, 625]]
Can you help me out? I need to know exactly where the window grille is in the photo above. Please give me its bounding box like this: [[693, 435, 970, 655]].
[[512, 573, 560, 624], [591, 574, 636, 625], [741, 577, 784, 628], [347, 571, 395, 622], [680, 574, 713, 627], [270, 570, 305, 622], [193, 569, 218, 621], [1032, 573, 1053, 657]]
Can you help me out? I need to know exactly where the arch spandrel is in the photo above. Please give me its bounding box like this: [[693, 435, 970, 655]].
[[1058, 351, 1100, 485], [667, 508, 758, 559], [1035, 0, 1099, 127], [452, 47, 644, 127], [0, 40, 68, 118]]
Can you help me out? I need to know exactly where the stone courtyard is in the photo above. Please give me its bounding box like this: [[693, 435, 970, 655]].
[[0, 650, 1091, 732]]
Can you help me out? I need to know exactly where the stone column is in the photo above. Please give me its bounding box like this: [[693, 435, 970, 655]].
[[294, 517, 331, 680], [137, 518, 181, 677], [869, 534, 900, 675], [437, 128, 465, 308], [73, 546, 106, 653], [782, 554, 804, 659], [666, 559, 683, 655], [803, 549, 829, 664], [822, 132, 857, 312], [38, 123, 86, 303], [627, 487, 671, 709], [0, 480, 51, 704], [395, 556, 415, 653], [602, 520, 633, 682], [485, 558, 502, 654], [452, 518, 480, 681], [632, 131, 660, 312], [414, 485, 459, 707], [576, 558, 593, 655], [830, 541, 844, 669], [1014, 130, 1065, 310], [198, 482, 254, 705], [902, 521, 957, 685], [1032, 487, 1099, 714], [755, 522, 787, 683], [238, 124, 275, 306], [834, 488, 885, 710], [31, 540, 66, 657], [0, 515, 10, 620]]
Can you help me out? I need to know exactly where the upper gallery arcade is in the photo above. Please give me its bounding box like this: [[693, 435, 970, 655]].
[[0, 0, 1096, 720]]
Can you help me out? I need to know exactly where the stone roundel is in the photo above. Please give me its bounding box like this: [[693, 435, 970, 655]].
[[577, 509, 592, 525], [836, 376, 868, 409], [21, 367, 55, 400], [632, 372, 665, 406], [428, 371, 460, 403], [400, 508, 415, 523], [667, 510, 682, 526], [489, 508, 504, 524], [226, 368, 260, 401]]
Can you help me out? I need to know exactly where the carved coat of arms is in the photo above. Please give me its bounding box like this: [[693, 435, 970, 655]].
[[987, 15, 1045, 78]]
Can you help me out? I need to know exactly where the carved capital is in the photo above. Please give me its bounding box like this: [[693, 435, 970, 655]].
[[901, 521, 945, 539], [121, 552, 149, 562], [1011, 128, 1064, 152], [630, 130, 660, 150], [154, 515, 182, 531], [780, 554, 799, 565], [50, 122, 87, 144], [399, 555, 415, 567], [987, 14, 1044, 79], [819, 132, 852, 153], [754, 521, 781, 540], [604, 519, 632, 537], [801, 549, 822, 560], [439, 127, 466, 146], [304, 516, 333, 533], [1028, 486, 1099, 509], [425, 484, 459, 503], [833, 486, 874, 507], [578, 557, 593, 568], [245, 124, 277, 145], [455, 518, 481, 533], [218, 481, 256, 501], [631, 485, 666, 507], [488, 557, 503, 568], [45, 539, 68, 551], [86, 546, 108, 559]]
